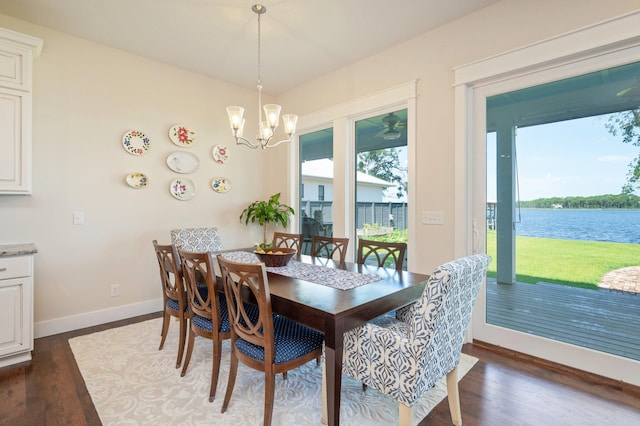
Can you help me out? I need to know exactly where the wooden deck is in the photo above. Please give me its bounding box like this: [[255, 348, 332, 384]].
[[486, 279, 640, 361]]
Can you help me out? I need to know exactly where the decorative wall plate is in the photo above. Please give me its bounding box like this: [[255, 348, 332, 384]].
[[166, 151, 199, 174], [211, 177, 231, 193], [169, 124, 197, 147], [125, 172, 149, 188], [122, 130, 150, 155], [170, 178, 197, 200], [212, 145, 230, 164]]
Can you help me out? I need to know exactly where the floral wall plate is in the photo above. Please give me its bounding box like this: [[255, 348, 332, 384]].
[[125, 172, 149, 188], [169, 124, 197, 147], [211, 177, 231, 193], [170, 178, 197, 200], [166, 151, 199, 174], [122, 130, 150, 155], [212, 145, 230, 164]]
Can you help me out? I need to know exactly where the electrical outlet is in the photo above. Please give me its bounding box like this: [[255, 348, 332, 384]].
[[110, 284, 120, 297], [73, 211, 85, 225], [422, 211, 444, 225]]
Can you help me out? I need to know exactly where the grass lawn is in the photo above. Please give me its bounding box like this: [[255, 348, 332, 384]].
[[486, 229, 640, 289]]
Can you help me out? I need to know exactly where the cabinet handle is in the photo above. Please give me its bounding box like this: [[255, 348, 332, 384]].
[[0, 268, 6, 272]]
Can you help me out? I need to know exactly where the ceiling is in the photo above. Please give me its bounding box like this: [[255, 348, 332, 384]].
[[0, 0, 501, 94]]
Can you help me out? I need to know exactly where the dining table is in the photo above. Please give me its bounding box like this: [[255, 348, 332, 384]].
[[217, 250, 430, 426]]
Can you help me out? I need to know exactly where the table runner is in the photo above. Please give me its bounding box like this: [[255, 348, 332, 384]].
[[219, 251, 382, 290]]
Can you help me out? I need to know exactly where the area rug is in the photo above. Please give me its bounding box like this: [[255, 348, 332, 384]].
[[69, 318, 477, 425]]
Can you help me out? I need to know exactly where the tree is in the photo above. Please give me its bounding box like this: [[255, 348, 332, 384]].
[[357, 148, 407, 199], [605, 109, 640, 194]]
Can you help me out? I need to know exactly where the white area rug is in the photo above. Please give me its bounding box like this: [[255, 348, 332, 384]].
[[69, 318, 477, 425]]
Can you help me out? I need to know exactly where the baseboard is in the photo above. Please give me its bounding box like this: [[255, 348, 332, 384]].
[[34, 298, 163, 338]]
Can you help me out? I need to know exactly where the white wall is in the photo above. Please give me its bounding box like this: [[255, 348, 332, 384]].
[[276, 0, 640, 275], [0, 14, 283, 336]]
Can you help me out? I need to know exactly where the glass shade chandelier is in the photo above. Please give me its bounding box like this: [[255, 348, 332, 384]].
[[226, 4, 298, 149]]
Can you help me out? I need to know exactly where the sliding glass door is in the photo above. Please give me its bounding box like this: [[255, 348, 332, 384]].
[[354, 109, 408, 268], [298, 128, 334, 254]]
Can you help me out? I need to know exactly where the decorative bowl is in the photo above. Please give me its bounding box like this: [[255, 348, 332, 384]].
[[254, 247, 296, 267]]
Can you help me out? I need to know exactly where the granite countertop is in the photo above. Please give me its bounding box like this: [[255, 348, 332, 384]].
[[0, 243, 38, 257]]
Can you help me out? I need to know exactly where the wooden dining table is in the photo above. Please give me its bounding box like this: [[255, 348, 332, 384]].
[[219, 251, 429, 426]]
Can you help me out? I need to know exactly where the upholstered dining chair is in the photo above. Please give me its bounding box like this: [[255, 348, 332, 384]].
[[323, 254, 491, 426], [170, 227, 222, 253], [216, 256, 324, 426], [152, 240, 188, 369], [310, 235, 349, 263], [357, 239, 407, 271], [271, 231, 303, 253], [177, 248, 231, 402]]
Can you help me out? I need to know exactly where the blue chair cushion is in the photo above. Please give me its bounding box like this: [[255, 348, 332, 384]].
[[235, 315, 323, 364], [167, 298, 182, 312]]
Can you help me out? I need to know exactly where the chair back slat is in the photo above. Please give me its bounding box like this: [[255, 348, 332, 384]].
[[357, 239, 407, 271], [178, 249, 224, 328], [217, 257, 274, 359], [310, 235, 349, 263], [153, 240, 184, 302], [272, 232, 303, 253]]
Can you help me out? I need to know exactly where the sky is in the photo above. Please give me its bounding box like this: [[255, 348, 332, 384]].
[[486, 113, 639, 201]]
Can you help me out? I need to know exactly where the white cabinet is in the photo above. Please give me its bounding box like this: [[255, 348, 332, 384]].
[[0, 27, 43, 195], [0, 254, 34, 367]]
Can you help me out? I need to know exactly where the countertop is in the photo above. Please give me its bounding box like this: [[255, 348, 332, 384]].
[[0, 243, 38, 257]]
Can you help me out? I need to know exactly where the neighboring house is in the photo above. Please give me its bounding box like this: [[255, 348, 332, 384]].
[[301, 158, 392, 202]]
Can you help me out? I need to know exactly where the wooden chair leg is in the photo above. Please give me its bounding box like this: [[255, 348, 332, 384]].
[[159, 311, 170, 350], [221, 353, 238, 413], [180, 330, 196, 377], [175, 316, 186, 368], [209, 339, 222, 402], [398, 402, 413, 426], [321, 361, 327, 425], [446, 365, 462, 426], [264, 372, 276, 426]]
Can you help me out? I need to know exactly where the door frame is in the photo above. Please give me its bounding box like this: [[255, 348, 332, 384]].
[[454, 11, 640, 385]]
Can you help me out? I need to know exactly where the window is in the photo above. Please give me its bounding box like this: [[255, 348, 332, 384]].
[[293, 82, 416, 261]]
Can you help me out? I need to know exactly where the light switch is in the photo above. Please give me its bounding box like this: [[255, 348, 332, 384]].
[[73, 211, 85, 225], [422, 211, 444, 225]]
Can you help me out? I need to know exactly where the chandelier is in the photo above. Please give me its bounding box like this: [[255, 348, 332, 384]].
[[226, 4, 298, 149]]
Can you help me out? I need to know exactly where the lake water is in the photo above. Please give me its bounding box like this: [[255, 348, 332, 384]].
[[510, 209, 640, 244]]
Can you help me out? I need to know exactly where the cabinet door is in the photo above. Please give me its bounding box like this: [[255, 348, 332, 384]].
[[0, 276, 32, 358], [0, 88, 31, 194]]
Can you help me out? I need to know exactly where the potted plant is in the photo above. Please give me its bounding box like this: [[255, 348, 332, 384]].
[[239, 193, 295, 249]]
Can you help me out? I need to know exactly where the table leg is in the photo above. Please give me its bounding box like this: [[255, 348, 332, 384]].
[[324, 343, 343, 426]]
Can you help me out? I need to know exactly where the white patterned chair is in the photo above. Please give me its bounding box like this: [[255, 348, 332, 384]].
[[323, 254, 491, 426], [170, 227, 222, 253]]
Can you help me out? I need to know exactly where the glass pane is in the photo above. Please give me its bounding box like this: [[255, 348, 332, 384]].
[[354, 109, 408, 269], [486, 60, 640, 361], [299, 128, 334, 255]]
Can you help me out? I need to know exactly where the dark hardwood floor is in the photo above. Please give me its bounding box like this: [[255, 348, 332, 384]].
[[1, 312, 639, 425]]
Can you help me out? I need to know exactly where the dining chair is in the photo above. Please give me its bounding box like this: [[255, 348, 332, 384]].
[[216, 256, 324, 426], [310, 235, 349, 263], [271, 231, 303, 253], [152, 240, 188, 369], [323, 254, 491, 426], [176, 248, 231, 402], [170, 227, 222, 253], [357, 239, 407, 271]]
